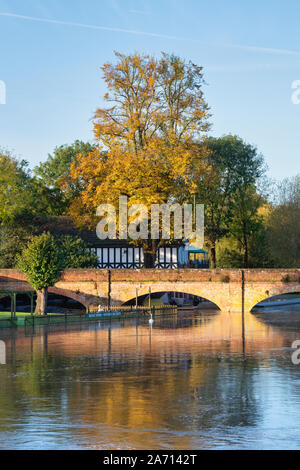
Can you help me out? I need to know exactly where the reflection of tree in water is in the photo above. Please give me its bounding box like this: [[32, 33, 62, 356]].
[[151, 312, 218, 330], [0, 327, 264, 449], [254, 309, 300, 332]]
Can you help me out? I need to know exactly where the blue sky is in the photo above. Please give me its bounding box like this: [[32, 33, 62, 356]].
[[0, 0, 300, 179]]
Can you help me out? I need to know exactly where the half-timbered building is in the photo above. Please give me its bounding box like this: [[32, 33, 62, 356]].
[[38, 216, 209, 269]]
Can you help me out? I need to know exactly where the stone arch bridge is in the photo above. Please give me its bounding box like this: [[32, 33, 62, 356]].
[[0, 268, 300, 314]]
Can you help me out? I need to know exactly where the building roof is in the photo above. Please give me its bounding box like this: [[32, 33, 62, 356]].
[[37, 216, 181, 248], [188, 248, 208, 254], [37, 216, 130, 247]]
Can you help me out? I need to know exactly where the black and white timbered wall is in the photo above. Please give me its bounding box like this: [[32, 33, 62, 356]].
[[90, 246, 179, 269]]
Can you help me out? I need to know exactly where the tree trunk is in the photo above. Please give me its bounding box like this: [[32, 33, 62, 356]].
[[243, 232, 248, 268], [143, 240, 158, 268], [210, 242, 216, 268], [35, 288, 48, 315], [35, 292, 40, 314], [143, 251, 156, 268]]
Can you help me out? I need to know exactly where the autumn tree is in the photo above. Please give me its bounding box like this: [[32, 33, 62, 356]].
[[63, 52, 210, 267]]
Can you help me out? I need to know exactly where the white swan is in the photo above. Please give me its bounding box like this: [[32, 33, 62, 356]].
[[149, 313, 154, 324]]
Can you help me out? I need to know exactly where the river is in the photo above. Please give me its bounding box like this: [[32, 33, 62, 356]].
[[0, 306, 300, 450]]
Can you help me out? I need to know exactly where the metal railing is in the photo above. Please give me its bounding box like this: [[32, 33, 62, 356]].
[[24, 305, 178, 328], [87, 304, 177, 314], [0, 317, 18, 328]]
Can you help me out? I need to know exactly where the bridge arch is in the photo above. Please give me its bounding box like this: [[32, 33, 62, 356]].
[[0, 289, 87, 312], [120, 287, 221, 310], [248, 284, 300, 312], [48, 287, 88, 309]]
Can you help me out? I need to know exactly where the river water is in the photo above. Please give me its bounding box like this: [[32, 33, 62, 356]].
[[0, 307, 300, 450]]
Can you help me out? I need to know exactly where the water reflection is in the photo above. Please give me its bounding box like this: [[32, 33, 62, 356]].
[[0, 309, 300, 449]]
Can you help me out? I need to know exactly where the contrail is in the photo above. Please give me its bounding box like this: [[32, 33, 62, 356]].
[[230, 43, 300, 57], [0, 12, 185, 41], [1, 11, 300, 57]]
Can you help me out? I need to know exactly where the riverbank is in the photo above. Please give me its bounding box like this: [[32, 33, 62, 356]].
[[0, 306, 177, 328], [0, 311, 134, 328]]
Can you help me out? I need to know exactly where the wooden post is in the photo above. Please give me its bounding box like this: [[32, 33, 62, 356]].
[[10, 294, 13, 319], [107, 269, 111, 311], [30, 293, 34, 315], [193, 193, 196, 232], [135, 288, 138, 310], [13, 293, 16, 319], [148, 287, 151, 310], [241, 269, 245, 354]]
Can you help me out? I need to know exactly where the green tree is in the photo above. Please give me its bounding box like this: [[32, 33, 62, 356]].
[[17, 233, 98, 314], [0, 150, 31, 224], [58, 235, 98, 268], [229, 186, 264, 267], [0, 148, 65, 224], [26, 178, 68, 216], [194, 139, 233, 267], [217, 202, 272, 268], [34, 140, 95, 188], [246, 216, 273, 268], [267, 175, 300, 267], [195, 136, 265, 267], [17, 232, 64, 315], [34, 141, 95, 213], [0, 225, 31, 268]]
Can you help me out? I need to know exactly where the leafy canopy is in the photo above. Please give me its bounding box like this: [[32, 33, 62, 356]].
[[194, 135, 265, 266], [0, 150, 31, 224], [0, 224, 31, 269], [267, 175, 300, 267], [35, 140, 95, 189], [17, 232, 64, 290], [17, 232, 99, 290], [63, 52, 210, 232], [58, 235, 98, 269], [34, 140, 96, 214]]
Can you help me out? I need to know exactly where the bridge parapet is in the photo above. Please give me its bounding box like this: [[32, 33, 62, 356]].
[[244, 269, 300, 282]]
